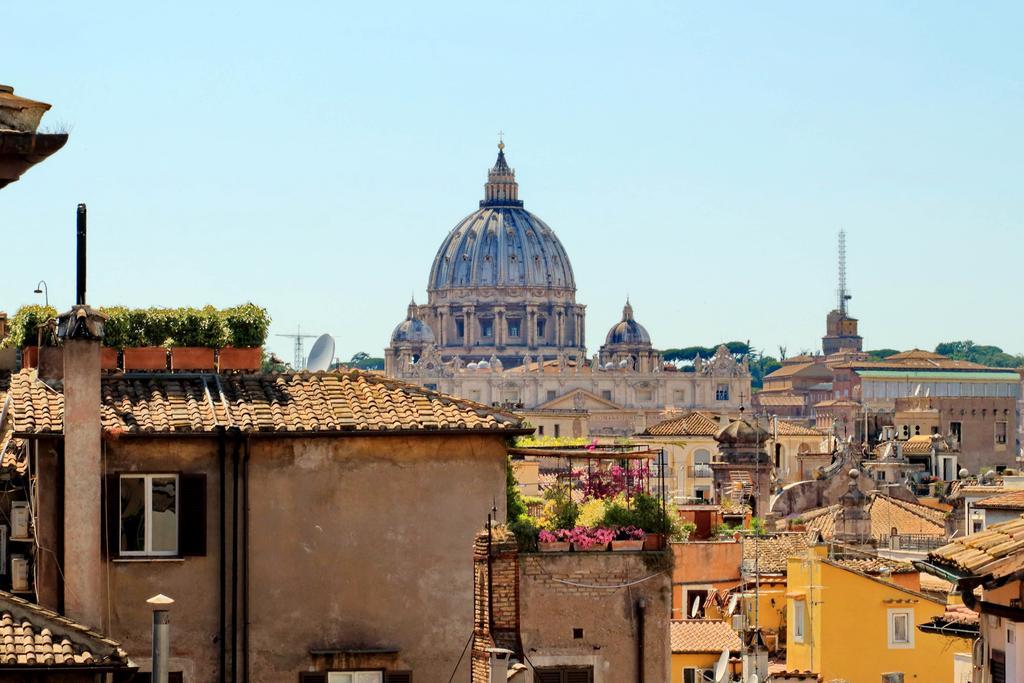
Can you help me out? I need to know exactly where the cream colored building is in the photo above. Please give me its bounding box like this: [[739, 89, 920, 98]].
[[385, 144, 752, 435]]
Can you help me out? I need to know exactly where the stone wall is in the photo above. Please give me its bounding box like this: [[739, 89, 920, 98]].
[[518, 551, 672, 683]]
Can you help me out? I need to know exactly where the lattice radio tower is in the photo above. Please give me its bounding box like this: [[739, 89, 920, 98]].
[[837, 230, 851, 315], [275, 326, 318, 369]]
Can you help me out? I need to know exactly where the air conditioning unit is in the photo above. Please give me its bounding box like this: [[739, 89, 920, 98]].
[[10, 555, 30, 592], [732, 614, 747, 632], [881, 674, 904, 683], [10, 501, 30, 540]]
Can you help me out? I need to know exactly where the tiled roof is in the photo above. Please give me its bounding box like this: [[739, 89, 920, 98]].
[[670, 619, 741, 653], [742, 533, 809, 574], [973, 490, 1024, 511], [0, 591, 129, 666], [802, 493, 947, 540], [643, 411, 720, 437], [918, 572, 953, 595], [754, 395, 806, 407], [813, 399, 860, 408], [831, 555, 915, 575], [929, 514, 1024, 578], [7, 369, 526, 435], [774, 421, 827, 437], [835, 349, 994, 372]]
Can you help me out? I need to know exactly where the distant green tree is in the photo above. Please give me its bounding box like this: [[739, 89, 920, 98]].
[[866, 348, 900, 360], [936, 340, 1024, 368], [346, 352, 385, 370]]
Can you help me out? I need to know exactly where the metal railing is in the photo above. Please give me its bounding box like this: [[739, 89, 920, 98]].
[[877, 533, 947, 551], [688, 465, 714, 479]]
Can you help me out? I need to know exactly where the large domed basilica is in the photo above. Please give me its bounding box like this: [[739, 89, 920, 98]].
[[386, 143, 585, 371], [385, 143, 751, 437]]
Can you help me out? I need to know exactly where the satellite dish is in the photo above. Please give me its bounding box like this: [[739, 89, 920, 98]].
[[690, 595, 701, 618], [467, 362, 479, 370], [478, 360, 490, 369], [714, 649, 729, 683], [306, 334, 335, 372]]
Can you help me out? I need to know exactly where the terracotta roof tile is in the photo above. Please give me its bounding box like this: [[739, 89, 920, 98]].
[[755, 395, 807, 407], [643, 411, 720, 437], [0, 591, 128, 667], [8, 369, 525, 435], [773, 421, 827, 437], [742, 533, 810, 574], [802, 493, 947, 540], [929, 514, 1024, 577], [972, 490, 1024, 511], [670, 619, 741, 653]]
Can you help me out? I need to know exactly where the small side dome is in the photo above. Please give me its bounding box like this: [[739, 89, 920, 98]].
[[605, 300, 651, 346], [715, 419, 770, 446], [391, 299, 436, 345]]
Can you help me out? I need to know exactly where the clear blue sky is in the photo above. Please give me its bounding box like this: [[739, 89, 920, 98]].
[[3, 1, 1021, 362]]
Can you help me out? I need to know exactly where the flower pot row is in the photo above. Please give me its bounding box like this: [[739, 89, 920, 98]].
[[538, 539, 652, 552], [20, 346, 262, 372]]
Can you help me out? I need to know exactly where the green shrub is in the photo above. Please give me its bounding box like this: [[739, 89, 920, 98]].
[[1, 305, 58, 348], [506, 457, 528, 523], [169, 306, 227, 348], [633, 492, 671, 534], [508, 516, 539, 552], [601, 501, 640, 528], [99, 306, 145, 348], [222, 303, 271, 347], [142, 308, 176, 348]]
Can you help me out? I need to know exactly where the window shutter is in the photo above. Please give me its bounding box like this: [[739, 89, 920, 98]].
[[384, 673, 412, 683], [178, 473, 207, 556], [534, 670, 562, 683], [102, 474, 120, 558], [684, 669, 696, 683], [565, 669, 593, 683], [299, 674, 327, 683]]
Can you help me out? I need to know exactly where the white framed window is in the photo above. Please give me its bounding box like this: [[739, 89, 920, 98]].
[[887, 608, 914, 648], [120, 474, 178, 556], [792, 600, 805, 643], [327, 673, 383, 683]]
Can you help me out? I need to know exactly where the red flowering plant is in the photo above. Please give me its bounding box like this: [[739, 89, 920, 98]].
[[569, 526, 614, 550], [613, 525, 646, 541], [538, 529, 572, 543]]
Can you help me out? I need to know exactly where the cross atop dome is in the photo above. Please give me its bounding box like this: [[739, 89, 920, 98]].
[[482, 138, 522, 208]]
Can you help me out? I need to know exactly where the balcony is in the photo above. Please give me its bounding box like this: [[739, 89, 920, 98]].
[[688, 465, 714, 479]]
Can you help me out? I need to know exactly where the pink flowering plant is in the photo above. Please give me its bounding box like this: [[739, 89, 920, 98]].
[[613, 525, 646, 541], [572, 463, 650, 500], [538, 529, 572, 544], [568, 526, 614, 550]]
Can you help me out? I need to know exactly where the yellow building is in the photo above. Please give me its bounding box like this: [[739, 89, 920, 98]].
[[670, 619, 740, 683], [786, 545, 972, 683]]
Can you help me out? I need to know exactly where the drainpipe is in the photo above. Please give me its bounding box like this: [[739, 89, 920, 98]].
[[242, 436, 251, 683], [218, 426, 226, 683], [231, 429, 241, 683], [147, 594, 174, 683], [636, 598, 646, 683]]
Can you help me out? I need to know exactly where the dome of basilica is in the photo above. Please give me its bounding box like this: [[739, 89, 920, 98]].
[[605, 300, 651, 347], [390, 300, 436, 345], [427, 145, 575, 295]]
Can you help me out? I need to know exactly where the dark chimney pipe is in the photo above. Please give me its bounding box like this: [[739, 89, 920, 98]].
[[76, 203, 87, 305]]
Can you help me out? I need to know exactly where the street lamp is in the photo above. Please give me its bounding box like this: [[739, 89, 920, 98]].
[[147, 593, 174, 683], [33, 280, 48, 307]]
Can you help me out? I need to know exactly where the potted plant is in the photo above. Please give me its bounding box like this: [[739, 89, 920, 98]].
[[789, 517, 806, 532], [538, 529, 571, 552], [633, 493, 670, 550], [673, 520, 697, 543], [122, 307, 172, 371], [219, 303, 270, 371], [169, 306, 223, 371], [570, 526, 613, 552], [2, 305, 58, 368], [611, 525, 646, 551]]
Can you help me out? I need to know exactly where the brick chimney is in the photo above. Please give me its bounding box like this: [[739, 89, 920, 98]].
[[471, 527, 522, 683], [56, 204, 106, 628]]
